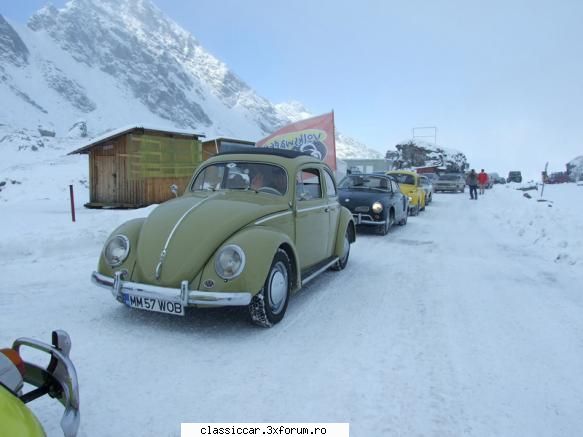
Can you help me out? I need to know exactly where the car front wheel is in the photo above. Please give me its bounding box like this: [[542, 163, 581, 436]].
[[331, 230, 351, 271], [378, 212, 393, 235], [410, 203, 420, 216], [249, 249, 291, 327]]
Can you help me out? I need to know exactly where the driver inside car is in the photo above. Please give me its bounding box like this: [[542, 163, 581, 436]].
[[250, 167, 286, 194], [250, 170, 266, 190]]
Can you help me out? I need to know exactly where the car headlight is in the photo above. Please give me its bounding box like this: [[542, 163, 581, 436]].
[[372, 202, 383, 213], [104, 235, 130, 267], [215, 245, 246, 280], [408, 196, 413, 202]]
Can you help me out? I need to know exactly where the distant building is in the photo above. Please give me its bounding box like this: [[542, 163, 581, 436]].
[[342, 158, 393, 174]]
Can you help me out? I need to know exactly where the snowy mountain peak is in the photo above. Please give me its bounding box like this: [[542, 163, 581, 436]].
[[0, 15, 29, 67], [1, 0, 379, 158], [275, 101, 312, 122]]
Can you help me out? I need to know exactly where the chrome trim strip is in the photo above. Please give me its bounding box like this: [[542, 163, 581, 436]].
[[352, 213, 386, 226], [156, 192, 220, 278], [301, 257, 339, 286], [296, 205, 328, 213], [92, 271, 252, 307], [254, 210, 293, 225]]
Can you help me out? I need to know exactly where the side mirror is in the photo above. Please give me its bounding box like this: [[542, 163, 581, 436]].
[[170, 184, 178, 197]]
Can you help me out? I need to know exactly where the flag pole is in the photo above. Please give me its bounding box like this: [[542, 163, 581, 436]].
[[331, 109, 337, 170]]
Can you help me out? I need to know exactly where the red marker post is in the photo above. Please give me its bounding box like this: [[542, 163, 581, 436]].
[[69, 184, 76, 223]]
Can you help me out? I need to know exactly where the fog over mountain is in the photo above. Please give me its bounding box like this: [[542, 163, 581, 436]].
[[0, 0, 380, 158]]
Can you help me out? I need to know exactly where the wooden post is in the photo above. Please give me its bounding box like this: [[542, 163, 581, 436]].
[[69, 185, 76, 223]]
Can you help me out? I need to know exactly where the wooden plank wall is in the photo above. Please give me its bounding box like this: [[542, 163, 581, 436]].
[[90, 136, 125, 204], [89, 132, 204, 208]]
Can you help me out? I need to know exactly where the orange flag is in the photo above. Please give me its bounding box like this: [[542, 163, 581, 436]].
[[256, 112, 337, 169]]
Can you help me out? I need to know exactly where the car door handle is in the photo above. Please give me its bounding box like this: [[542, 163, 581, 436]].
[[324, 207, 330, 212]]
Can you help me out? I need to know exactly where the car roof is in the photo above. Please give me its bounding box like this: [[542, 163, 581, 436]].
[[387, 170, 418, 176], [203, 151, 325, 170], [347, 173, 393, 178], [217, 146, 309, 159]]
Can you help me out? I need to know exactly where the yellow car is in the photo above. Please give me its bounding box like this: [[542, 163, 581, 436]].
[[386, 171, 426, 216]]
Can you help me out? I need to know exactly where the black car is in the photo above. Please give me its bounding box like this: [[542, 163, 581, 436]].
[[338, 174, 409, 235], [507, 171, 523, 183]]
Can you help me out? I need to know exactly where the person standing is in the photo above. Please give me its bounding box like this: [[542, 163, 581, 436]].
[[478, 169, 489, 195], [467, 169, 479, 200]]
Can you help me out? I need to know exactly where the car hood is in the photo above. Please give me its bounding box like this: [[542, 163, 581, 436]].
[[133, 192, 287, 286], [397, 183, 418, 192], [339, 189, 388, 209]]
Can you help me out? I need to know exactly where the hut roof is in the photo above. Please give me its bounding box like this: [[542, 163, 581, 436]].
[[68, 125, 205, 155]]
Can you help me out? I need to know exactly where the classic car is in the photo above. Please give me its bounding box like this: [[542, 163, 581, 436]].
[[385, 170, 426, 216], [489, 172, 501, 186], [0, 330, 80, 437], [338, 174, 409, 235], [92, 149, 356, 327], [547, 172, 571, 184], [419, 175, 434, 204], [433, 173, 466, 193], [507, 171, 523, 183]]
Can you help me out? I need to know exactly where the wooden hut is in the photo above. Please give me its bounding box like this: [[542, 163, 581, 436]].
[[69, 126, 205, 208]]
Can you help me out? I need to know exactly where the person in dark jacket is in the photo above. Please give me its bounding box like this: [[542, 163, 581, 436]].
[[466, 169, 478, 200]]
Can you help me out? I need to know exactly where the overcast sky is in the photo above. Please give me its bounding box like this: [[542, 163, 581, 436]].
[[3, 0, 583, 179]]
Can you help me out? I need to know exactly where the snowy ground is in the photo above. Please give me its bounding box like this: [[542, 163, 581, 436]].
[[1, 181, 583, 437]]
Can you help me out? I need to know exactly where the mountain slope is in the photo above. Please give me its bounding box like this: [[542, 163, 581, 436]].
[[0, 0, 379, 159]]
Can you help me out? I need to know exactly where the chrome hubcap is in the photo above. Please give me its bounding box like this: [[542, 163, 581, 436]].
[[268, 261, 288, 314]]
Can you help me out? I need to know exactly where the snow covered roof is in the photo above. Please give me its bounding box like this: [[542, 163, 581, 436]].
[[68, 125, 205, 155]]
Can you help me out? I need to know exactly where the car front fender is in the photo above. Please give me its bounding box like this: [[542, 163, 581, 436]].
[[97, 218, 145, 277], [198, 226, 301, 296], [333, 207, 355, 258]]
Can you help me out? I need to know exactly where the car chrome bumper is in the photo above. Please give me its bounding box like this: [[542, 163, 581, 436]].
[[435, 186, 462, 190], [352, 213, 385, 226], [91, 271, 252, 307]]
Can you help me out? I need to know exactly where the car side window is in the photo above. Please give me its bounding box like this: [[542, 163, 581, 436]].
[[296, 169, 322, 201], [391, 181, 399, 192], [323, 170, 337, 198]]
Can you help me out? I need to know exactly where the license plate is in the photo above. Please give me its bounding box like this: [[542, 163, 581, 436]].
[[122, 294, 185, 316]]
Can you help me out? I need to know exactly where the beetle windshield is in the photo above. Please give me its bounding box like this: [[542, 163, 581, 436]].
[[339, 175, 390, 192], [389, 174, 416, 185], [191, 162, 287, 195]]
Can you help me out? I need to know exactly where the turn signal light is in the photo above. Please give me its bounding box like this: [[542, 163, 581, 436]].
[[0, 348, 25, 376]]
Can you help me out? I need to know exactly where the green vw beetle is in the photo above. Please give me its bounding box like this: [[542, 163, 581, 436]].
[[92, 149, 355, 327]]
